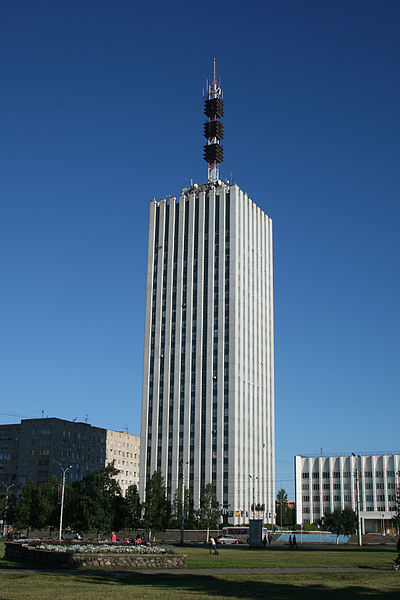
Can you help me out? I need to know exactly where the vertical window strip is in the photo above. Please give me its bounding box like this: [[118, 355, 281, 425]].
[[223, 192, 230, 505], [190, 196, 199, 491], [157, 206, 169, 471], [200, 195, 209, 493], [212, 195, 220, 487], [179, 200, 189, 465], [167, 203, 179, 487], [147, 206, 160, 475]]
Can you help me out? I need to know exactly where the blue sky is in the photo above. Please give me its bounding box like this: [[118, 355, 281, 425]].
[[1, 0, 399, 498]]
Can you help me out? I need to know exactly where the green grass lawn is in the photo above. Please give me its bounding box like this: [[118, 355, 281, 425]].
[[1, 542, 396, 571], [0, 571, 399, 599], [1, 543, 399, 599], [174, 545, 395, 570]]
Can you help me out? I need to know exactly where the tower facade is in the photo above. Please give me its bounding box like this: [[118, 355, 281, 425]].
[[140, 64, 274, 523]]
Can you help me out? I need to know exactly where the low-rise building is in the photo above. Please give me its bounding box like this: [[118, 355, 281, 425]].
[[0, 417, 140, 495], [105, 429, 140, 495], [295, 452, 400, 533]]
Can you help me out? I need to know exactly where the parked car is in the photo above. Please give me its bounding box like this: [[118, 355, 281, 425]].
[[216, 535, 240, 544], [62, 530, 82, 540]]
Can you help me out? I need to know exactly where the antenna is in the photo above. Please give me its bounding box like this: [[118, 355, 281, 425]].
[[85, 415, 88, 423], [41, 410, 44, 418], [203, 58, 223, 183], [73, 417, 77, 422]]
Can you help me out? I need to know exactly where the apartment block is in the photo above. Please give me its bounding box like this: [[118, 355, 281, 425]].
[[0, 417, 140, 495]]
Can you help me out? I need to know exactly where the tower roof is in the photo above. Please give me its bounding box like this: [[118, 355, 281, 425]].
[[203, 58, 223, 183]]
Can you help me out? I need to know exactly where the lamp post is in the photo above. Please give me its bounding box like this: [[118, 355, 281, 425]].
[[58, 464, 72, 542], [1, 483, 14, 537], [249, 475, 255, 519], [352, 453, 362, 547], [180, 460, 188, 545]]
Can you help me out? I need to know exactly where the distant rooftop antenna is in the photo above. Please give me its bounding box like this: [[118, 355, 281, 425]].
[[73, 417, 77, 422], [203, 58, 224, 183], [41, 410, 44, 418], [85, 415, 88, 423]]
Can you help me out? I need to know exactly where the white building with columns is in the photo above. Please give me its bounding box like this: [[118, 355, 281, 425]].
[[295, 452, 400, 533], [140, 181, 275, 523]]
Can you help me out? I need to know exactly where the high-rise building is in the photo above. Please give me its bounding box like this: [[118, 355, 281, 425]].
[[0, 417, 140, 496], [140, 61, 274, 523]]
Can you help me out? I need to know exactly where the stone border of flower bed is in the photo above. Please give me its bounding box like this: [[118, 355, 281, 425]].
[[5, 542, 187, 569]]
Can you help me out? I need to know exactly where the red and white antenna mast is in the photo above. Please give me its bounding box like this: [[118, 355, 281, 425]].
[[203, 58, 224, 183]]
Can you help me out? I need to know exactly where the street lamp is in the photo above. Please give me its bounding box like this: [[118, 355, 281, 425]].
[[58, 464, 72, 541], [179, 460, 188, 545], [249, 475, 257, 520], [352, 453, 362, 547]]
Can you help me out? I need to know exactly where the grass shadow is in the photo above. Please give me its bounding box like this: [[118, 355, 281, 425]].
[[69, 570, 400, 599]]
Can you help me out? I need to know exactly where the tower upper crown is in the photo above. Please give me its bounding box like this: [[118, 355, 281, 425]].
[[203, 58, 223, 183]]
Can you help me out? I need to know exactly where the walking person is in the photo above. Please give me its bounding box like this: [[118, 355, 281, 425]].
[[263, 534, 267, 549], [293, 534, 298, 549], [209, 537, 219, 555], [288, 534, 292, 548]]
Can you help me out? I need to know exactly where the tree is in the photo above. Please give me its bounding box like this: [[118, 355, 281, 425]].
[[37, 476, 60, 531], [276, 489, 288, 504], [275, 489, 294, 527], [64, 463, 123, 537], [1, 487, 18, 536], [393, 487, 400, 533], [198, 484, 219, 541], [112, 494, 128, 532], [143, 470, 170, 539], [125, 484, 142, 530], [171, 482, 196, 529], [17, 480, 39, 534], [323, 508, 356, 544]]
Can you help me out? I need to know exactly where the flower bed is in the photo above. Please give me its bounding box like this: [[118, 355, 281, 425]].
[[30, 541, 174, 554], [5, 541, 186, 569]]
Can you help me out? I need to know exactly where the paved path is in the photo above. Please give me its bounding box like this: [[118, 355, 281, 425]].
[[0, 566, 394, 575]]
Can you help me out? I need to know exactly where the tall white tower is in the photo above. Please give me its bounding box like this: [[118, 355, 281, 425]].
[[140, 62, 275, 524]]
